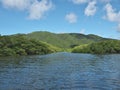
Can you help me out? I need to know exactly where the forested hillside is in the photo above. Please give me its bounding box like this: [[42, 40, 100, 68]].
[[0, 31, 119, 56], [27, 31, 111, 48], [0, 34, 60, 56], [72, 40, 120, 54]]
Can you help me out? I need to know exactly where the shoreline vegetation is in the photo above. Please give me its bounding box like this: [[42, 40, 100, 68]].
[[0, 34, 61, 57], [72, 40, 120, 54], [0, 31, 120, 57]]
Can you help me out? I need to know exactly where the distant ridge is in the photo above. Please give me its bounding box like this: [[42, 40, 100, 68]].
[[26, 31, 113, 48]]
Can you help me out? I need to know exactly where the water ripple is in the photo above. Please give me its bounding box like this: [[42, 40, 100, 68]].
[[0, 53, 120, 90]]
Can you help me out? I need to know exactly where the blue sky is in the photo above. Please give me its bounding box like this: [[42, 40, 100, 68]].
[[0, 0, 120, 39]]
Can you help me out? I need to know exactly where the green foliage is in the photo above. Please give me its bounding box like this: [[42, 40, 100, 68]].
[[72, 40, 120, 54], [0, 31, 116, 56], [0, 35, 59, 57], [26, 31, 111, 48], [72, 44, 90, 53]]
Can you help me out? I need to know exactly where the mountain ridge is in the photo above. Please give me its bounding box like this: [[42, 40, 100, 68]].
[[26, 31, 113, 48]]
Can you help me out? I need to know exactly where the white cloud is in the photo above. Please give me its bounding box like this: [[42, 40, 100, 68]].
[[65, 13, 77, 23], [72, 0, 88, 4], [104, 3, 120, 22], [1, 0, 31, 10], [117, 23, 120, 32], [100, 0, 110, 3], [84, 1, 97, 16], [104, 3, 120, 32], [80, 29, 85, 34], [1, 0, 53, 20], [28, 0, 53, 20]]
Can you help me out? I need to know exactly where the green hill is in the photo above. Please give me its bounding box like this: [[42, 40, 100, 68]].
[[0, 31, 118, 56], [26, 31, 112, 48], [0, 34, 60, 56], [72, 40, 120, 54]]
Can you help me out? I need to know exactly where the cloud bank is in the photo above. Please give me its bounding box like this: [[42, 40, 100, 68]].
[[104, 3, 120, 31], [72, 0, 88, 4], [1, 0, 30, 10], [28, 0, 53, 20], [1, 0, 53, 20], [65, 13, 77, 23], [84, 1, 97, 16]]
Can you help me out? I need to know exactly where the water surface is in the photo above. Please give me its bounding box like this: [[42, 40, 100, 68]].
[[0, 52, 120, 90]]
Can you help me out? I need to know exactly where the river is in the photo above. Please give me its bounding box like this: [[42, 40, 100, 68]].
[[0, 52, 120, 90]]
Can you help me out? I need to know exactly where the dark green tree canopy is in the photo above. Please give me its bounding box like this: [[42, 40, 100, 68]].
[[72, 40, 120, 54], [0, 34, 60, 56]]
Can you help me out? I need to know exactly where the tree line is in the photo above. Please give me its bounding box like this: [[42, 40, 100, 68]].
[[0, 34, 59, 56], [72, 40, 120, 54]]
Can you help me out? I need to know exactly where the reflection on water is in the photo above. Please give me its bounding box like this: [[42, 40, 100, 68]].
[[0, 52, 120, 90]]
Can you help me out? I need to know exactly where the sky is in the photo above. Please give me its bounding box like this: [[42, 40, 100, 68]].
[[0, 0, 120, 39]]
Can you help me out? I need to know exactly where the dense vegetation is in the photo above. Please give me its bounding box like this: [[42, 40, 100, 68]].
[[27, 31, 111, 48], [0, 31, 119, 57], [72, 40, 120, 54], [0, 34, 60, 56]]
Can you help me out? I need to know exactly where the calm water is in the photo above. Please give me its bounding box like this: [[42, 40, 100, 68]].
[[0, 52, 120, 90]]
